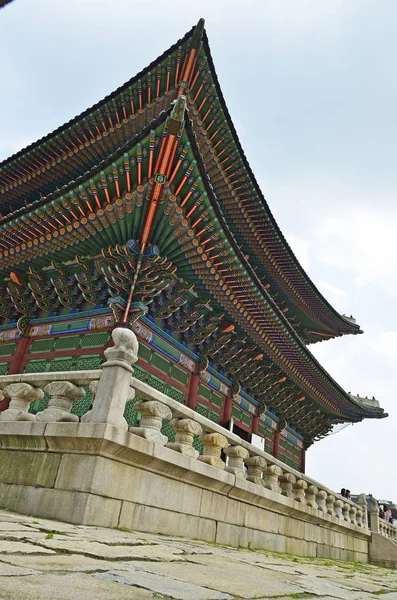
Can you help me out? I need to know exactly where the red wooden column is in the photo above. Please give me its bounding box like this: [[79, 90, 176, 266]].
[[186, 366, 199, 410], [252, 413, 259, 436], [273, 424, 281, 460], [300, 447, 306, 474], [8, 327, 31, 375], [222, 395, 233, 429]]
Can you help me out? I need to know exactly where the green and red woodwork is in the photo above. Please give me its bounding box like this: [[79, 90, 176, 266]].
[[0, 19, 386, 472]]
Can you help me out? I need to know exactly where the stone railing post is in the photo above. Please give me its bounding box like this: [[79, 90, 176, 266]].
[[326, 494, 335, 517], [342, 502, 351, 523], [36, 381, 84, 422], [316, 490, 327, 513], [334, 499, 344, 519], [280, 472, 296, 498], [264, 464, 282, 493], [199, 432, 228, 469], [305, 485, 318, 509], [369, 498, 379, 533], [167, 418, 203, 458], [82, 327, 138, 430], [245, 455, 267, 485], [356, 507, 363, 528], [294, 479, 308, 503], [357, 493, 368, 529], [349, 505, 357, 525], [130, 400, 172, 445], [0, 383, 43, 422], [224, 445, 249, 478]]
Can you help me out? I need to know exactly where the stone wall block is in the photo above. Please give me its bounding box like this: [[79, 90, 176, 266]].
[[264, 464, 283, 494], [224, 445, 249, 479], [0, 383, 43, 422], [36, 381, 84, 422], [294, 479, 308, 504], [167, 418, 202, 458], [280, 472, 296, 498], [130, 400, 172, 445], [82, 327, 138, 430], [316, 489, 327, 513], [305, 485, 318, 509], [245, 455, 267, 486], [199, 432, 228, 470], [326, 494, 336, 517]]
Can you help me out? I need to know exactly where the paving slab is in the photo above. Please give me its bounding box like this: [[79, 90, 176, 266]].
[[0, 510, 396, 599], [0, 572, 157, 600], [96, 568, 234, 599], [0, 540, 56, 555], [125, 559, 300, 598]]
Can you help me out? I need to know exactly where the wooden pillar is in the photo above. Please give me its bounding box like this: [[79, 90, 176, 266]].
[[222, 395, 233, 428], [273, 424, 280, 460], [186, 368, 199, 410], [8, 328, 31, 375], [300, 446, 306, 474], [252, 414, 259, 436]]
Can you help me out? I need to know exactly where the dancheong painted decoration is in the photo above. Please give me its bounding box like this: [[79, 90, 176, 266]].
[[0, 19, 386, 472]]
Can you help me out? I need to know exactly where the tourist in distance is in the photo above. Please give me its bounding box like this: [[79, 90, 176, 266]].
[[340, 488, 346, 498], [345, 490, 351, 500]]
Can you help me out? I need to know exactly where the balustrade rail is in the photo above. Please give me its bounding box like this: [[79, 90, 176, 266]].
[[0, 327, 368, 530]]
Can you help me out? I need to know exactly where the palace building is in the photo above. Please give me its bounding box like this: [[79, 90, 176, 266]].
[[0, 19, 385, 472]]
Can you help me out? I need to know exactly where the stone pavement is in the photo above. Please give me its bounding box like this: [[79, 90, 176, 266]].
[[0, 511, 397, 599]]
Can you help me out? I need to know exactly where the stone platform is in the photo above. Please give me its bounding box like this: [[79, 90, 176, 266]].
[[1, 510, 397, 600]]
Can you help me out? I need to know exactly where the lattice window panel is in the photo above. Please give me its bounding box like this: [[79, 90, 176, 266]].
[[161, 419, 176, 444], [72, 385, 94, 417], [167, 385, 185, 404], [48, 357, 75, 372], [0, 363, 9, 375], [151, 351, 171, 374], [196, 403, 221, 425], [169, 364, 189, 386], [0, 343, 16, 357], [124, 398, 141, 428], [29, 339, 55, 353], [138, 343, 151, 362], [258, 423, 274, 441], [193, 436, 204, 454], [80, 332, 110, 348], [30, 393, 50, 414], [24, 359, 48, 373], [54, 335, 81, 351], [265, 442, 273, 455], [232, 405, 242, 421], [133, 364, 149, 383], [198, 383, 211, 401], [75, 355, 102, 371], [241, 411, 252, 427], [211, 392, 223, 408], [148, 374, 168, 394]]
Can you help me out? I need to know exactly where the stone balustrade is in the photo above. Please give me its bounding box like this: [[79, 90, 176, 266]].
[[0, 327, 367, 530], [369, 499, 397, 540]]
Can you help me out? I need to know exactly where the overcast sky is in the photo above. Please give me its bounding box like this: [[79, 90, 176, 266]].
[[1, 0, 396, 500]]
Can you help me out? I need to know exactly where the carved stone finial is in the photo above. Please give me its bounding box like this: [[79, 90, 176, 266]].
[[0, 383, 43, 422], [130, 400, 172, 445], [167, 418, 202, 458], [37, 381, 84, 422], [199, 432, 228, 469]]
